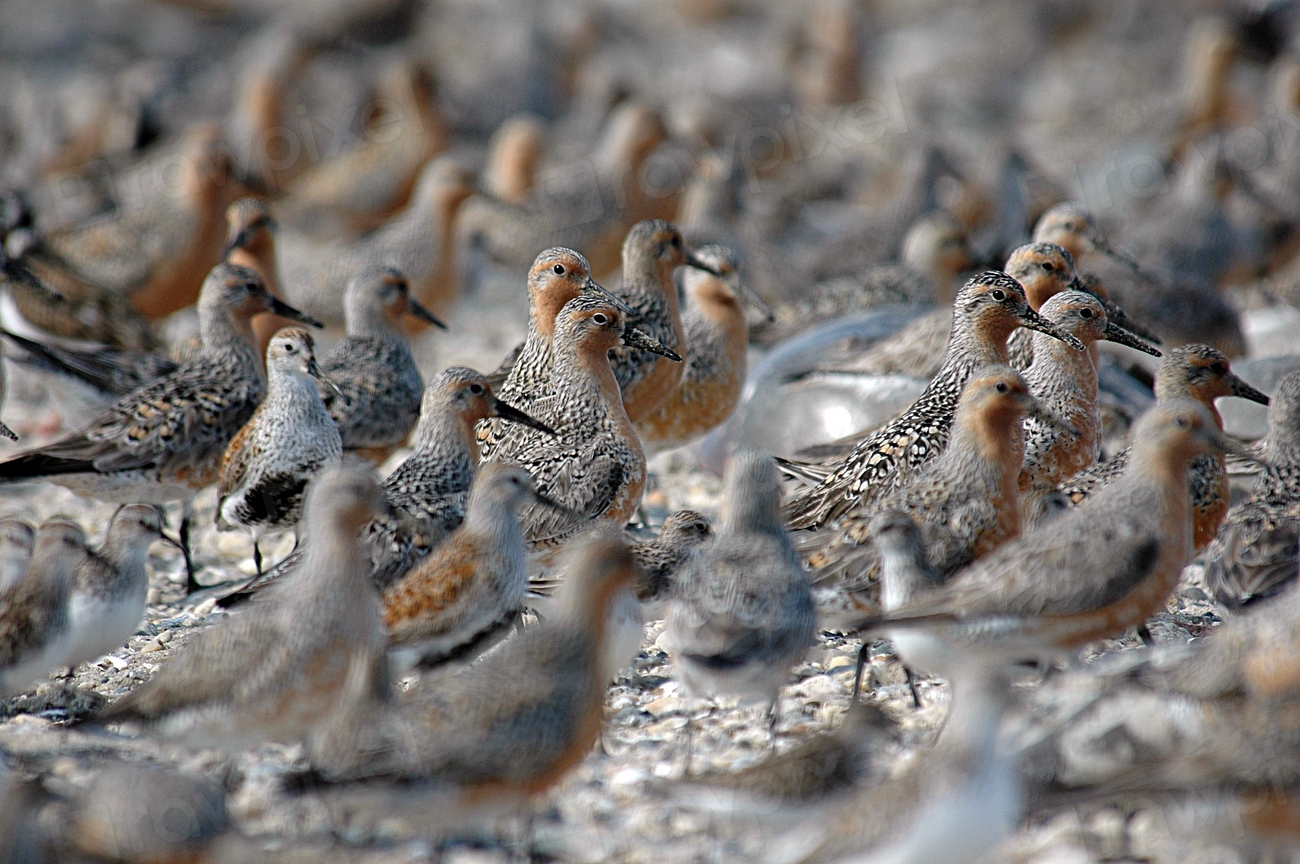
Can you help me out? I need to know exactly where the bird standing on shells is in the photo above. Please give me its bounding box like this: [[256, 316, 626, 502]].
[[664, 450, 814, 733], [783, 271, 1084, 530], [0, 263, 322, 590], [216, 328, 343, 575], [1203, 370, 1300, 607], [608, 219, 716, 423], [0, 521, 87, 696], [96, 465, 390, 750]]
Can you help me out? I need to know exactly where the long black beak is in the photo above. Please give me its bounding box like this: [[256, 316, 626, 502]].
[[586, 279, 637, 318], [683, 248, 723, 276], [265, 295, 324, 329], [407, 297, 448, 330], [1019, 306, 1086, 351], [1228, 374, 1270, 406], [1102, 321, 1162, 357], [307, 357, 348, 402], [491, 396, 556, 436], [1091, 235, 1164, 288], [622, 325, 682, 361]]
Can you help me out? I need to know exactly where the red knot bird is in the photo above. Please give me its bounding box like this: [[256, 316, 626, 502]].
[[781, 271, 1084, 530], [488, 294, 676, 554], [0, 521, 86, 696], [664, 449, 815, 736], [1203, 370, 1300, 607], [607, 219, 714, 423], [1060, 344, 1270, 551], [636, 244, 773, 453], [95, 464, 390, 751]]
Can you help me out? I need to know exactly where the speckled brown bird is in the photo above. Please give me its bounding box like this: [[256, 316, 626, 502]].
[[305, 531, 638, 840], [477, 247, 633, 459], [607, 219, 711, 423], [489, 294, 677, 553], [1060, 344, 1270, 551], [1203, 371, 1300, 608], [635, 244, 771, 453], [1019, 291, 1160, 494], [631, 510, 712, 614], [0, 519, 34, 594], [781, 271, 1084, 530], [0, 520, 86, 696], [216, 328, 343, 574], [664, 450, 815, 719], [804, 367, 1054, 623], [861, 400, 1253, 679]]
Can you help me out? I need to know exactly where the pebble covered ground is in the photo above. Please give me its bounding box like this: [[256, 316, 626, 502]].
[[0, 278, 1235, 861]]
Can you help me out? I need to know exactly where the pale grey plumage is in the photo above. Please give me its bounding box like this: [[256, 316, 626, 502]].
[[98, 465, 389, 749], [665, 450, 814, 706]]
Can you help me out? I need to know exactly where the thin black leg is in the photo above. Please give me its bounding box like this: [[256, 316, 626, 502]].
[[180, 509, 199, 594], [905, 667, 923, 708], [1137, 623, 1155, 646], [253, 538, 263, 577], [851, 642, 870, 705]]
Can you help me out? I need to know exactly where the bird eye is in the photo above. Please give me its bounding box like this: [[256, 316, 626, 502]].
[[592, 313, 610, 325], [285, 344, 296, 353], [1210, 362, 1226, 375], [1042, 262, 1055, 272], [671, 235, 682, 247], [469, 383, 484, 395], [991, 289, 1007, 301], [995, 382, 1009, 393], [1177, 416, 1193, 429], [553, 263, 566, 276], [1079, 308, 1093, 319]]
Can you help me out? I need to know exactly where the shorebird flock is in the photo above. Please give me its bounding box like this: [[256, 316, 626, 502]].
[[7, 0, 1300, 860]]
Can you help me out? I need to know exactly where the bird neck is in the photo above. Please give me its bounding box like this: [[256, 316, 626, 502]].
[[1155, 380, 1224, 429], [1028, 328, 1098, 394], [410, 405, 478, 472], [345, 305, 402, 341], [199, 306, 262, 377], [620, 255, 683, 326], [227, 240, 279, 297], [879, 539, 939, 611], [690, 278, 745, 341], [266, 369, 322, 410], [943, 319, 1010, 374]]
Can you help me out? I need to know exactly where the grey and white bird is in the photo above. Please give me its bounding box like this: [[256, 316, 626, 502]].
[[97, 465, 390, 750], [62, 504, 171, 671], [317, 265, 447, 460], [217, 328, 344, 575], [0, 521, 87, 696], [664, 450, 815, 727]]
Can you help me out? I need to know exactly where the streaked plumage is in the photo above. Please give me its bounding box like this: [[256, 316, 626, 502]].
[[0, 263, 321, 504], [1203, 371, 1300, 607], [0, 521, 86, 696], [782, 271, 1085, 530], [217, 328, 342, 547]]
